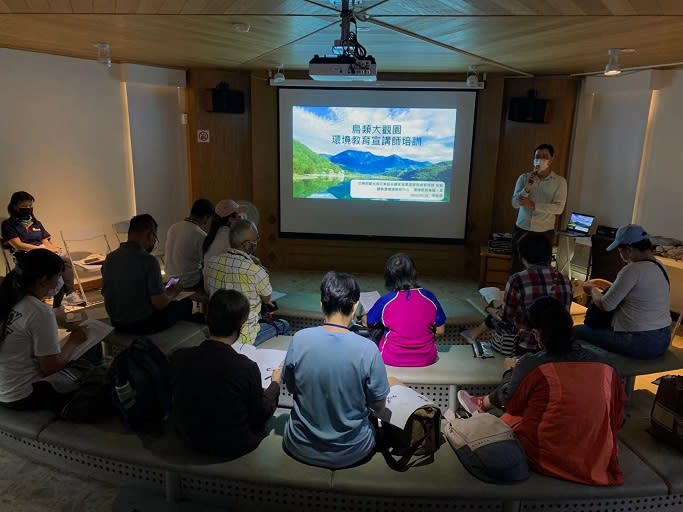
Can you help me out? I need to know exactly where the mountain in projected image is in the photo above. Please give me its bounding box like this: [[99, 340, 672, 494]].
[[329, 150, 431, 175], [292, 139, 451, 201]]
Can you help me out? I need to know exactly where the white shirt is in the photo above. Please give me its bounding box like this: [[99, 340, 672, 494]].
[[0, 296, 61, 402], [512, 170, 567, 232], [164, 220, 206, 288], [602, 260, 671, 332]]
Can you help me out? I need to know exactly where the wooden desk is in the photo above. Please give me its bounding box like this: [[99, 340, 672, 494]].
[[479, 248, 511, 288]]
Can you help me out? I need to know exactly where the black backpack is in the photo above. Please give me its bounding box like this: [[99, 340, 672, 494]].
[[110, 337, 171, 433]]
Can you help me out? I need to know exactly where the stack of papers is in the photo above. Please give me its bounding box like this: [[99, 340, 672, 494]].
[[359, 291, 381, 314], [377, 385, 436, 428], [235, 343, 287, 388], [59, 319, 114, 362]]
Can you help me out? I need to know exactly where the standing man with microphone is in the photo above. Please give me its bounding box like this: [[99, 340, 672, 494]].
[[510, 144, 567, 274]]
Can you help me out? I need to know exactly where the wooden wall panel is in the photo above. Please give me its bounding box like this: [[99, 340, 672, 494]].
[[186, 69, 252, 205], [491, 78, 578, 234], [249, 71, 506, 279]]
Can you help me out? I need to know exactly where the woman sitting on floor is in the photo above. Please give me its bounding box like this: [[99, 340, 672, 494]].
[[460, 296, 626, 486], [364, 253, 446, 367], [0, 249, 91, 412], [282, 271, 390, 469], [574, 224, 671, 359]]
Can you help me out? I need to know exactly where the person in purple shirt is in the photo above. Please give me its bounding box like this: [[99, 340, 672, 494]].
[[364, 253, 446, 367]]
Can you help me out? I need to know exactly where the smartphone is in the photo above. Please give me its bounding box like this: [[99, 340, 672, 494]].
[[165, 277, 180, 289]]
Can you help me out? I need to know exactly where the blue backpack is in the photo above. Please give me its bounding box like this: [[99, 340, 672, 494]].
[[110, 337, 170, 433]]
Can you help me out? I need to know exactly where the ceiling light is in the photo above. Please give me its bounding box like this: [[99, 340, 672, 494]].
[[231, 22, 250, 33], [96, 43, 111, 68], [272, 65, 285, 84], [604, 48, 622, 76]]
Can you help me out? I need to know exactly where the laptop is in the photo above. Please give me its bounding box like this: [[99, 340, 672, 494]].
[[559, 212, 595, 237]]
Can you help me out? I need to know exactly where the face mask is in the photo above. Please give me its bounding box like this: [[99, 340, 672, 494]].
[[245, 241, 257, 255], [533, 158, 550, 172], [17, 207, 33, 220], [47, 276, 64, 297]]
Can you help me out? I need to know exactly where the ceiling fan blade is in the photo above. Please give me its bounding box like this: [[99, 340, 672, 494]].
[[570, 61, 683, 77]]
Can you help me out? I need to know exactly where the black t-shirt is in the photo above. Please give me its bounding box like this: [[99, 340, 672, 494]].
[[1, 218, 50, 249], [169, 339, 280, 457], [101, 242, 165, 325]]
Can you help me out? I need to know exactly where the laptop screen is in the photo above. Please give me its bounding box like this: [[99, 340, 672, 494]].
[[567, 212, 595, 234]]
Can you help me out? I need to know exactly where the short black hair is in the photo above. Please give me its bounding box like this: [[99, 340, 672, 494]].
[[384, 253, 418, 291], [190, 199, 214, 218], [525, 296, 573, 355], [320, 271, 360, 316], [207, 289, 250, 338], [7, 191, 35, 217], [622, 239, 655, 252], [128, 214, 158, 235], [518, 233, 552, 265], [534, 144, 555, 157]]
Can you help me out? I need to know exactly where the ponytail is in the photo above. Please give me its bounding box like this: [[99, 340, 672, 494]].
[[0, 249, 63, 339], [202, 214, 230, 255]]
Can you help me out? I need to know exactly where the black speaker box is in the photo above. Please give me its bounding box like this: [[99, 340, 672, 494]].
[[211, 88, 245, 114], [508, 97, 549, 123], [590, 235, 625, 282]]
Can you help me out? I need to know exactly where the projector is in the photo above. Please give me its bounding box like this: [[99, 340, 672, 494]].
[[309, 54, 377, 82]]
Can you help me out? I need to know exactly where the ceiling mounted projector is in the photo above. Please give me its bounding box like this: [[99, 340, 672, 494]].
[[309, 0, 376, 81], [309, 54, 377, 81]]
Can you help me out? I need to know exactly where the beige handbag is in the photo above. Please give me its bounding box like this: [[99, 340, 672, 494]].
[[443, 409, 529, 483]]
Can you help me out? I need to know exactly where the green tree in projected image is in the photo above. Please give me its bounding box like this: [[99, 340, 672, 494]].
[[292, 139, 451, 200]]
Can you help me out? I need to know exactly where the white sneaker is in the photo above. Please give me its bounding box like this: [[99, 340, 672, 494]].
[[63, 291, 86, 306]]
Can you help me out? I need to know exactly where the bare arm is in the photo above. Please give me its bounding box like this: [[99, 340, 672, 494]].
[[37, 328, 87, 377], [6, 237, 43, 252], [435, 324, 445, 336]]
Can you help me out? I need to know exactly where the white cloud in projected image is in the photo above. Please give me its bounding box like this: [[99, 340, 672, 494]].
[[293, 106, 456, 163]]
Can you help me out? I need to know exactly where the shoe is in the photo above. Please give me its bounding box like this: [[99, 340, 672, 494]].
[[461, 329, 477, 344], [457, 390, 486, 415], [63, 291, 86, 306]]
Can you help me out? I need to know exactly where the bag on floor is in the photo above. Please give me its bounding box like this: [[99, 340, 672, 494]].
[[378, 389, 442, 471], [649, 375, 683, 450], [60, 362, 112, 422], [443, 409, 529, 483], [109, 337, 171, 433]]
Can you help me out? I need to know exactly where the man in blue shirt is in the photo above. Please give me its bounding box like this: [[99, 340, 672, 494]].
[[282, 272, 390, 469]]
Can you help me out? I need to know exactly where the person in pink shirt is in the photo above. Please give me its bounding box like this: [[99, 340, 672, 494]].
[[364, 253, 446, 367]]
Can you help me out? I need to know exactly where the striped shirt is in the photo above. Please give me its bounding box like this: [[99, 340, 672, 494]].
[[502, 265, 572, 350], [204, 249, 272, 344]]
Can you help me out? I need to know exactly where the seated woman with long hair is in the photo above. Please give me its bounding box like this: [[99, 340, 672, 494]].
[[364, 253, 446, 367], [0, 249, 89, 411], [461, 297, 626, 486]]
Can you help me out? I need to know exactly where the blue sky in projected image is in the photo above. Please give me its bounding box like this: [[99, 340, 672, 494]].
[[293, 106, 457, 163]]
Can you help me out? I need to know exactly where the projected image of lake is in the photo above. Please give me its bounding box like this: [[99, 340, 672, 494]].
[[292, 106, 456, 202]]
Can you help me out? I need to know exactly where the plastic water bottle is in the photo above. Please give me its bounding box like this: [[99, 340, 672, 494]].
[[115, 381, 136, 409]]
